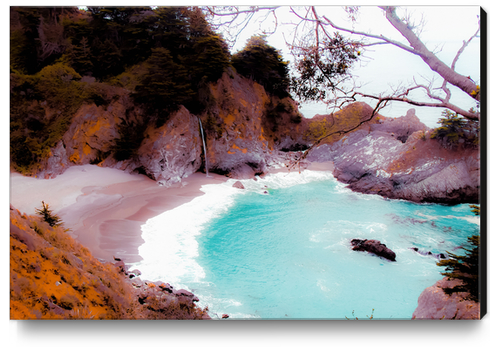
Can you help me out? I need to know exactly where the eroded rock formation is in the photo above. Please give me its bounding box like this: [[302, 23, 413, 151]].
[[307, 108, 479, 204]]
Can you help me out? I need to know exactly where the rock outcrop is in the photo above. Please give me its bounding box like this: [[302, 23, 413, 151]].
[[34, 70, 306, 183], [351, 239, 396, 261], [412, 278, 480, 319], [202, 72, 279, 179], [307, 108, 479, 204], [119, 107, 203, 187]]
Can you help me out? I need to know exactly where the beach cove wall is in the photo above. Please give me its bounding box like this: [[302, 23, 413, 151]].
[[29, 69, 310, 185]]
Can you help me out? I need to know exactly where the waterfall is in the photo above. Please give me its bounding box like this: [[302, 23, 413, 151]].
[[198, 118, 210, 177]]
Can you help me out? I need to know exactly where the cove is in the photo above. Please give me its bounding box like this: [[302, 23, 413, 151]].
[[134, 171, 479, 319]]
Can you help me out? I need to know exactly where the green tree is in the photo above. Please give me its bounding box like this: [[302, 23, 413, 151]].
[[232, 35, 290, 97], [430, 109, 479, 149], [290, 32, 360, 103], [133, 47, 194, 125], [35, 201, 63, 227], [10, 7, 42, 74]]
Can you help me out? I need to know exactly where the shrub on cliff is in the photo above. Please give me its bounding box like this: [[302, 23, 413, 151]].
[[436, 205, 480, 302], [430, 109, 479, 149], [437, 234, 480, 302]]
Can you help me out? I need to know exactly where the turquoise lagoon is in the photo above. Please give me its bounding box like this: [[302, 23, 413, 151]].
[[132, 171, 479, 319]]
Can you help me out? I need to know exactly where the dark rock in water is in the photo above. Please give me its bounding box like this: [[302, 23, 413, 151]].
[[410, 247, 447, 260], [232, 181, 245, 189], [351, 239, 396, 261]]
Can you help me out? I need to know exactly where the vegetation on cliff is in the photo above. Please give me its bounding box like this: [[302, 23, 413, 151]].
[[232, 35, 290, 98], [10, 6, 299, 176], [436, 205, 480, 302], [10, 205, 209, 319], [430, 110, 479, 150]]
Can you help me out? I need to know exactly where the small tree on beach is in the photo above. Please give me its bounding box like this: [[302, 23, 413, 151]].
[[35, 200, 63, 227]]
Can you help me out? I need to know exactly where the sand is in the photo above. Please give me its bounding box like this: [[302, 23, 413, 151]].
[[10, 161, 333, 265]]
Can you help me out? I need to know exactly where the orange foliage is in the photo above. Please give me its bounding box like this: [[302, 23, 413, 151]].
[[10, 208, 209, 320]]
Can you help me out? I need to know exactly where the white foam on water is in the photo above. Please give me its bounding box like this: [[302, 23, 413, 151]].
[[227, 169, 334, 193], [131, 183, 240, 287], [132, 171, 333, 283]]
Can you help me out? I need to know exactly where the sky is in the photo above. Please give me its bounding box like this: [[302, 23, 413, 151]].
[[217, 5, 481, 126]]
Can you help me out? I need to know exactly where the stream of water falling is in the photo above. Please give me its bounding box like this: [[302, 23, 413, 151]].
[[198, 118, 210, 177]]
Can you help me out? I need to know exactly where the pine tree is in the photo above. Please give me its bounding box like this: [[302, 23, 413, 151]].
[[35, 201, 63, 227], [232, 35, 290, 98], [133, 47, 194, 124]]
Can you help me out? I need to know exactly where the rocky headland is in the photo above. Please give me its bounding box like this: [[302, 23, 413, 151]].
[[14, 62, 479, 206], [306, 109, 480, 204]]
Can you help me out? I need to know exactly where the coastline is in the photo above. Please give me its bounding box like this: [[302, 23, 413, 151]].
[[10, 165, 227, 264], [9, 161, 334, 266]]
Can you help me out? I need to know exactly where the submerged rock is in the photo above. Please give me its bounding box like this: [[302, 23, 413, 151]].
[[351, 239, 396, 261]]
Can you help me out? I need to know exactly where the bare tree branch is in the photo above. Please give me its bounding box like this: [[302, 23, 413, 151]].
[[380, 6, 480, 102]]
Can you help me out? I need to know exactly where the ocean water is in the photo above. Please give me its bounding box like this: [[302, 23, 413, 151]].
[[132, 171, 479, 320]]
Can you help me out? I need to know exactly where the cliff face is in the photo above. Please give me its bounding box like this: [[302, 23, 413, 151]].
[[32, 70, 305, 183], [307, 109, 479, 204], [412, 278, 480, 319], [10, 206, 209, 319], [15, 70, 480, 204]]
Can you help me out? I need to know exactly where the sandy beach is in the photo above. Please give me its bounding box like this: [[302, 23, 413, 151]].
[[10, 161, 334, 265]]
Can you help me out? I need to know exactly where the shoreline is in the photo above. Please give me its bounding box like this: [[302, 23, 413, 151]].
[[9, 161, 334, 266]]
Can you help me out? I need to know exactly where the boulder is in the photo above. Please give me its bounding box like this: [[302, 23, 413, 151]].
[[351, 239, 396, 261], [370, 108, 428, 143], [204, 72, 275, 178], [175, 288, 200, 304], [132, 106, 202, 187], [232, 181, 245, 189]]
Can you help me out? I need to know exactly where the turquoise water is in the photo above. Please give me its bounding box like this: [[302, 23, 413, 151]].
[[134, 171, 479, 320]]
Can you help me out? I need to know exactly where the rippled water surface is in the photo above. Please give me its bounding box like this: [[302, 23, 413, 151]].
[[134, 171, 479, 319]]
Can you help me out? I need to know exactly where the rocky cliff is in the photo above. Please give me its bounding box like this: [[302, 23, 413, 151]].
[[412, 278, 480, 319], [32, 70, 306, 184], [307, 108, 480, 204], [14, 69, 479, 203]]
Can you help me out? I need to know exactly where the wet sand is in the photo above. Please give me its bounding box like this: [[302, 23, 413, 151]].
[[10, 161, 333, 265]]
